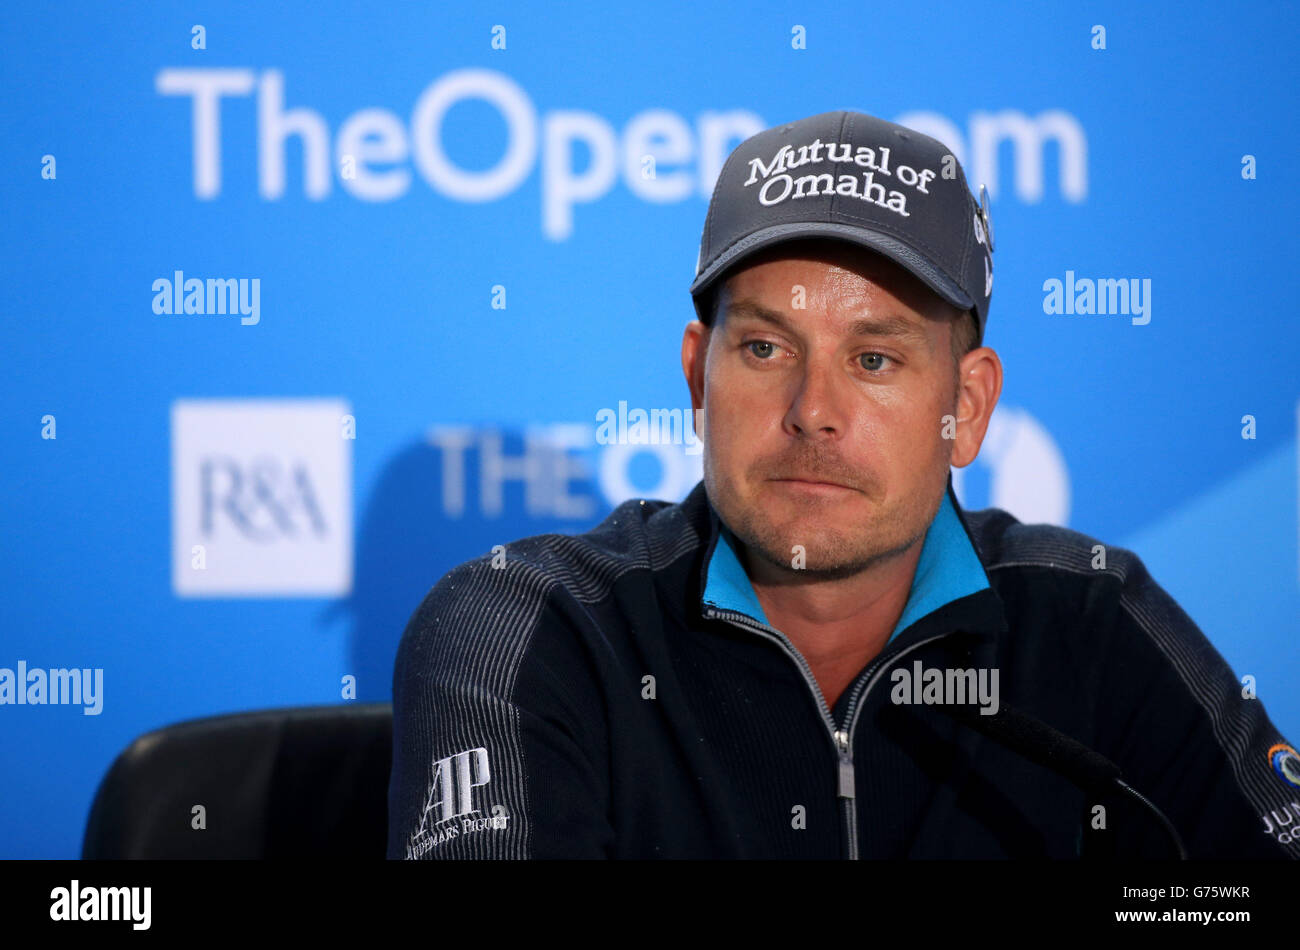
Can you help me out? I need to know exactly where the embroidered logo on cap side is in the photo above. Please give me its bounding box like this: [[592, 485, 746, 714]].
[[974, 184, 994, 298]]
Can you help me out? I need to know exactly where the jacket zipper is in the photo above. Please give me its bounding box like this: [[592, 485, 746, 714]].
[[703, 605, 955, 859]]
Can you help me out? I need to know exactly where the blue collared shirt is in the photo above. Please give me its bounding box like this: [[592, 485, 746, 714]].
[[701, 485, 990, 644]]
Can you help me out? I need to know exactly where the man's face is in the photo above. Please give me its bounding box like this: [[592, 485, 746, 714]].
[[689, 241, 964, 579]]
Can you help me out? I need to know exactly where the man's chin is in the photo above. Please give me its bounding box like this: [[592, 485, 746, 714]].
[[749, 520, 870, 564], [749, 536, 882, 578], [761, 489, 869, 529]]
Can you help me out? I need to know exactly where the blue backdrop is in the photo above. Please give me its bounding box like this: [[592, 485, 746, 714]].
[[2, 1, 1297, 858]]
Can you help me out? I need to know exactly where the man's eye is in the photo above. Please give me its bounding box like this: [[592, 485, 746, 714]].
[[859, 352, 893, 372], [745, 341, 778, 359]]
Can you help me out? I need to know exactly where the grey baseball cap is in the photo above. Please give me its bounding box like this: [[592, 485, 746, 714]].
[[689, 109, 995, 342]]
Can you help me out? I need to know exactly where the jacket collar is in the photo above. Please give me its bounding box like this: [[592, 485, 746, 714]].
[[692, 471, 1007, 643]]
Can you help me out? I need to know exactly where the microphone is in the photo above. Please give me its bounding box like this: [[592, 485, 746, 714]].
[[933, 700, 1188, 859]]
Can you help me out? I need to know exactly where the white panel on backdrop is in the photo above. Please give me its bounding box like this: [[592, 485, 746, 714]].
[[171, 399, 353, 596], [951, 406, 1070, 527]]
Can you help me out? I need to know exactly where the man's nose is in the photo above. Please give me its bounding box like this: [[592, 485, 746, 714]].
[[783, 359, 848, 438]]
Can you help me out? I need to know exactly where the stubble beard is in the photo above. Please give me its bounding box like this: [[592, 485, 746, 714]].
[[703, 447, 948, 582]]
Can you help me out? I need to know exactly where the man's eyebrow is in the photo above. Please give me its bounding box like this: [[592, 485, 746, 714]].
[[723, 299, 796, 332], [724, 298, 930, 345]]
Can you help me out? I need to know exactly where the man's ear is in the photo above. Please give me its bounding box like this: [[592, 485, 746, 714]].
[[682, 320, 710, 414], [950, 345, 1003, 468]]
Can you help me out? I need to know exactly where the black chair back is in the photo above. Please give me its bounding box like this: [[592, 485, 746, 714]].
[[82, 703, 392, 859]]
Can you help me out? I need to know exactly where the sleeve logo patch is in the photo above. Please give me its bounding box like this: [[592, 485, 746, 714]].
[[406, 746, 510, 858], [1269, 743, 1300, 788]]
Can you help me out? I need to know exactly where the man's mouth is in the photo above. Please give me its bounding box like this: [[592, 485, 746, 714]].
[[770, 477, 858, 492]]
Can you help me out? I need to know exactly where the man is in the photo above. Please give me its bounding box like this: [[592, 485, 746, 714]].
[[388, 110, 1300, 859]]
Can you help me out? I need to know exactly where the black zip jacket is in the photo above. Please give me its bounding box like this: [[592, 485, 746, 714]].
[[388, 475, 1300, 859]]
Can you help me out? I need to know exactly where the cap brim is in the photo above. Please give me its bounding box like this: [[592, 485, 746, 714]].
[[689, 221, 974, 313]]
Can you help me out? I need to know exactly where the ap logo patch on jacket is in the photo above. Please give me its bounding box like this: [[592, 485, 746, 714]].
[[406, 746, 509, 859]]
